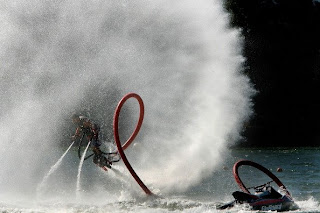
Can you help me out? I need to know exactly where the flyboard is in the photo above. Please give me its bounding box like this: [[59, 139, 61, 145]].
[[76, 93, 153, 195], [77, 133, 121, 171], [217, 160, 298, 211]]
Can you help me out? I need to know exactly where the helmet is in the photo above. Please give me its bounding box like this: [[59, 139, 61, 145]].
[[71, 113, 80, 120]]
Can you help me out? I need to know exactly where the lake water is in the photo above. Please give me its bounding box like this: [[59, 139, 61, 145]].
[[0, 147, 319, 213]]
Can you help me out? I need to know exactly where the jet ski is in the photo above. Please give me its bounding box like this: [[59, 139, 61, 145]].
[[217, 160, 299, 211]]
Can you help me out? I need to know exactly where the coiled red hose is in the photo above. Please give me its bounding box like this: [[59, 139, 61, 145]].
[[113, 93, 153, 195]]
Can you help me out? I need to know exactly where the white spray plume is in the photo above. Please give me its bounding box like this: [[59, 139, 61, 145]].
[[0, 0, 254, 200]]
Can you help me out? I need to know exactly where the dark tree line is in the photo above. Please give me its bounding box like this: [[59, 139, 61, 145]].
[[224, 0, 320, 146]]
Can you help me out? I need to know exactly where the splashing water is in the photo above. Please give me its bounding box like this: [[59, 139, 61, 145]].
[[76, 141, 91, 199], [37, 141, 75, 195], [0, 0, 254, 205]]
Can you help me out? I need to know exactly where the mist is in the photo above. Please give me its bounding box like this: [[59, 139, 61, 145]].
[[0, 0, 253, 201]]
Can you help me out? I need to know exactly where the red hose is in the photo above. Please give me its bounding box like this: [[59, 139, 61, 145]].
[[233, 159, 291, 198], [113, 93, 153, 195]]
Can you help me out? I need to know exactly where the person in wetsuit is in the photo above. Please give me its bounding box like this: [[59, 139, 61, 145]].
[[71, 114, 111, 168]]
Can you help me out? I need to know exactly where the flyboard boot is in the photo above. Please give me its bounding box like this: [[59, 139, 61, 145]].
[[93, 147, 111, 169]]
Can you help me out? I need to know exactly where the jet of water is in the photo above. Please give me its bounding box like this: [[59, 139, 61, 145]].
[[76, 141, 91, 199], [36, 141, 75, 195]]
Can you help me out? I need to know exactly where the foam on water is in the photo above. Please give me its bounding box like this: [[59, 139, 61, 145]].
[[296, 197, 320, 212], [1, 196, 319, 213]]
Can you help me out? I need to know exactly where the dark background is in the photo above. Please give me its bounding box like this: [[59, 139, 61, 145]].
[[224, 0, 320, 147]]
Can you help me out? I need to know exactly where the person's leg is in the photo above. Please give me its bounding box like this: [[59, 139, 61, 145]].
[[92, 145, 111, 168], [93, 154, 99, 164]]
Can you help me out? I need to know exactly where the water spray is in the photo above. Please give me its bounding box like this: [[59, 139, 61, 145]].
[[76, 141, 91, 199], [0, 0, 254, 204], [37, 141, 75, 196]]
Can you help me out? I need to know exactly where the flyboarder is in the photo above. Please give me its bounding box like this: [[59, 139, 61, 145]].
[[71, 114, 111, 169]]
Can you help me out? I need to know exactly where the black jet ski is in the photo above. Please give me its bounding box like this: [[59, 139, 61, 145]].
[[217, 160, 299, 211]]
